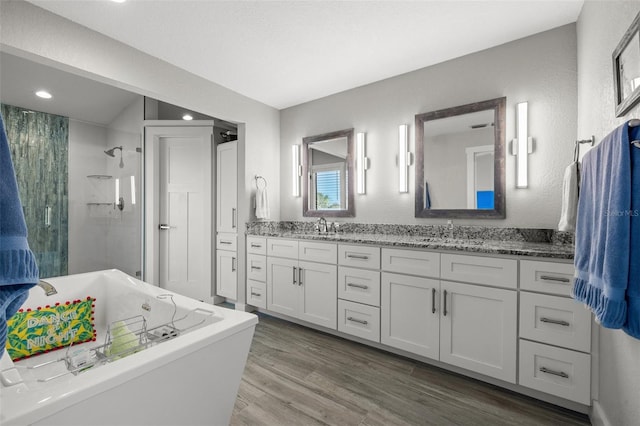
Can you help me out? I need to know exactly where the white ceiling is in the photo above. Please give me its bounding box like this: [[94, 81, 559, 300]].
[[26, 0, 584, 110]]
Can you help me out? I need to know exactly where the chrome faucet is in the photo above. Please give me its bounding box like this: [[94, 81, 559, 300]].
[[447, 220, 454, 239], [37, 280, 58, 296], [317, 217, 327, 234]]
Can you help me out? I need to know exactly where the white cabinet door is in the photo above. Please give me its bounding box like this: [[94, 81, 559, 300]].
[[298, 261, 337, 329], [439, 280, 517, 383], [216, 141, 237, 233], [267, 257, 298, 317], [216, 250, 237, 300], [381, 272, 440, 359]]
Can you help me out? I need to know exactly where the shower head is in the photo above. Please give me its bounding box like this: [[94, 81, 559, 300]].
[[104, 146, 123, 157]]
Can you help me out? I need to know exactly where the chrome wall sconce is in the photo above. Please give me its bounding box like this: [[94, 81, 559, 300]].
[[398, 124, 411, 193], [356, 132, 368, 194], [511, 102, 534, 188], [292, 144, 301, 197]]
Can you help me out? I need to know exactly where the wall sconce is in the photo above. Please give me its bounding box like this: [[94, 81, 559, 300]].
[[511, 102, 534, 188], [356, 132, 368, 194], [398, 124, 411, 193], [291, 144, 301, 197]]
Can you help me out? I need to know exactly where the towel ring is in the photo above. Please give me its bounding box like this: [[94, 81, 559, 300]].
[[255, 175, 267, 189]]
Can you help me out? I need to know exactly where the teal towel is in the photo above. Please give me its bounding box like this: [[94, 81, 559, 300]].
[[573, 121, 639, 338], [0, 112, 39, 358]]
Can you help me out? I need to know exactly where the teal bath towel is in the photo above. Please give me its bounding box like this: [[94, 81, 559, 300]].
[[0, 112, 39, 358], [573, 121, 640, 338]]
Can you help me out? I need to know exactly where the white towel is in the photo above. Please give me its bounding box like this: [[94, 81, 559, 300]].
[[558, 161, 579, 232], [255, 186, 270, 220]]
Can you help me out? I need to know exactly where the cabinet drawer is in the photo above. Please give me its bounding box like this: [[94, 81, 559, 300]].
[[267, 238, 299, 259], [441, 254, 517, 289], [217, 233, 237, 251], [520, 260, 575, 296], [247, 236, 267, 255], [299, 241, 337, 264], [338, 245, 381, 269], [247, 254, 266, 282], [520, 292, 591, 352], [247, 279, 267, 309], [338, 266, 380, 306], [381, 248, 440, 278], [338, 299, 380, 343], [519, 340, 591, 405]]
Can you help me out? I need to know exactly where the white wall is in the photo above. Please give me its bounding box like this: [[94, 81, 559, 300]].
[[68, 120, 109, 274], [280, 24, 578, 228], [576, 2, 640, 425]]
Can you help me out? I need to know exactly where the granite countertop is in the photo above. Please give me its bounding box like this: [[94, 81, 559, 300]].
[[246, 230, 575, 260]]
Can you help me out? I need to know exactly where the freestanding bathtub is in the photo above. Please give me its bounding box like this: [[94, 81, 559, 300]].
[[0, 269, 257, 426]]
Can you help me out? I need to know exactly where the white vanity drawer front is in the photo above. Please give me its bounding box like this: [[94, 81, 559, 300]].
[[519, 340, 591, 405], [520, 292, 591, 353], [247, 236, 267, 255], [247, 254, 267, 282], [247, 279, 267, 309], [338, 245, 381, 269], [299, 241, 337, 264], [267, 238, 299, 259], [381, 248, 440, 278], [338, 299, 380, 343], [520, 260, 575, 296], [338, 266, 381, 306], [217, 233, 237, 251], [441, 254, 517, 289]]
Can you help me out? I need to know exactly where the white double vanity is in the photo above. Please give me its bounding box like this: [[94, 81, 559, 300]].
[[244, 231, 591, 412]]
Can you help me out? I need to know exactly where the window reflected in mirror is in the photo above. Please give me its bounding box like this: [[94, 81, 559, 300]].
[[303, 129, 354, 217]]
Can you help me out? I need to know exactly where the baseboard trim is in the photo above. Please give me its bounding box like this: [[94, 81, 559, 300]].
[[591, 400, 612, 426]]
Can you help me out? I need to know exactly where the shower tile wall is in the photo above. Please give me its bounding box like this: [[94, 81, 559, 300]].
[[2, 104, 69, 278]]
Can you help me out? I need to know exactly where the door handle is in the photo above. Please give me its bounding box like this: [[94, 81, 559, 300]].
[[293, 267, 297, 285], [443, 289, 448, 316], [232, 208, 237, 228], [231, 257, 236, 272], [158, 224, 174, 230], [298, 268, 303, 286], [432, 288, 436, 314]]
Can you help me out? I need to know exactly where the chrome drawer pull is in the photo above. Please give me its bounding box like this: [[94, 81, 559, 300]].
[[539, 367, 569, 378], [251, 266, 262, 270], [220, 241, 233, 245], [540, 317, 570, 326], [540, 275, 571, 283], [251, 243, 262, 248], [347, 283, 369, 290], [347, 254, 369, 260], [347, 316, 368, 325], [251, 292, 261, 297]]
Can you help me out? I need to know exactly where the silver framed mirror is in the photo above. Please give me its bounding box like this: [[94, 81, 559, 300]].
[[302, 128, 355, 217], [415, 97, 506, 219]]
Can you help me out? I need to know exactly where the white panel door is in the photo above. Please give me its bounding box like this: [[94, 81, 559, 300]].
[[216, 141, 237, 233], [267, 257, 298, 317], [298, 261, 337, 329], [439, 280, 517, 383], [216, 250, 237, 299], [381, 272, 440, 359], [148, 126, 212, 301]]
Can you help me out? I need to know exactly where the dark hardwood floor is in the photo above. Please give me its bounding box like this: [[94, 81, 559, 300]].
[[230, 314, 590, 426]]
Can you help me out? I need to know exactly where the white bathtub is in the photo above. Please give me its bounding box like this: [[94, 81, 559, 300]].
[[0, 269, 257, 426]]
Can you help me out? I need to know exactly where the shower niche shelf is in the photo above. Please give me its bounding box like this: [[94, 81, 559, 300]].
[[85, 175, 116, 214], [87, 174, 113, 180]]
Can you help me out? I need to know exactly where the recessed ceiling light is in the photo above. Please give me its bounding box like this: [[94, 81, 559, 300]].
[[35, 90, 52, 99], [182, 114, 193, 121]]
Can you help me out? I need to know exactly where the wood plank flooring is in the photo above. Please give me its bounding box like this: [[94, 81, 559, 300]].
[[230, 314, 590, 426]]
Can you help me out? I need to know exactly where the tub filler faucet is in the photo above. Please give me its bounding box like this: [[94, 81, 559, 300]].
[[37, 280, 58, 296]]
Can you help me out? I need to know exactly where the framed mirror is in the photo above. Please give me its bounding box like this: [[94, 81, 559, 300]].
[[415, 97, 506, 219], [302, 128, 355, 217]]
